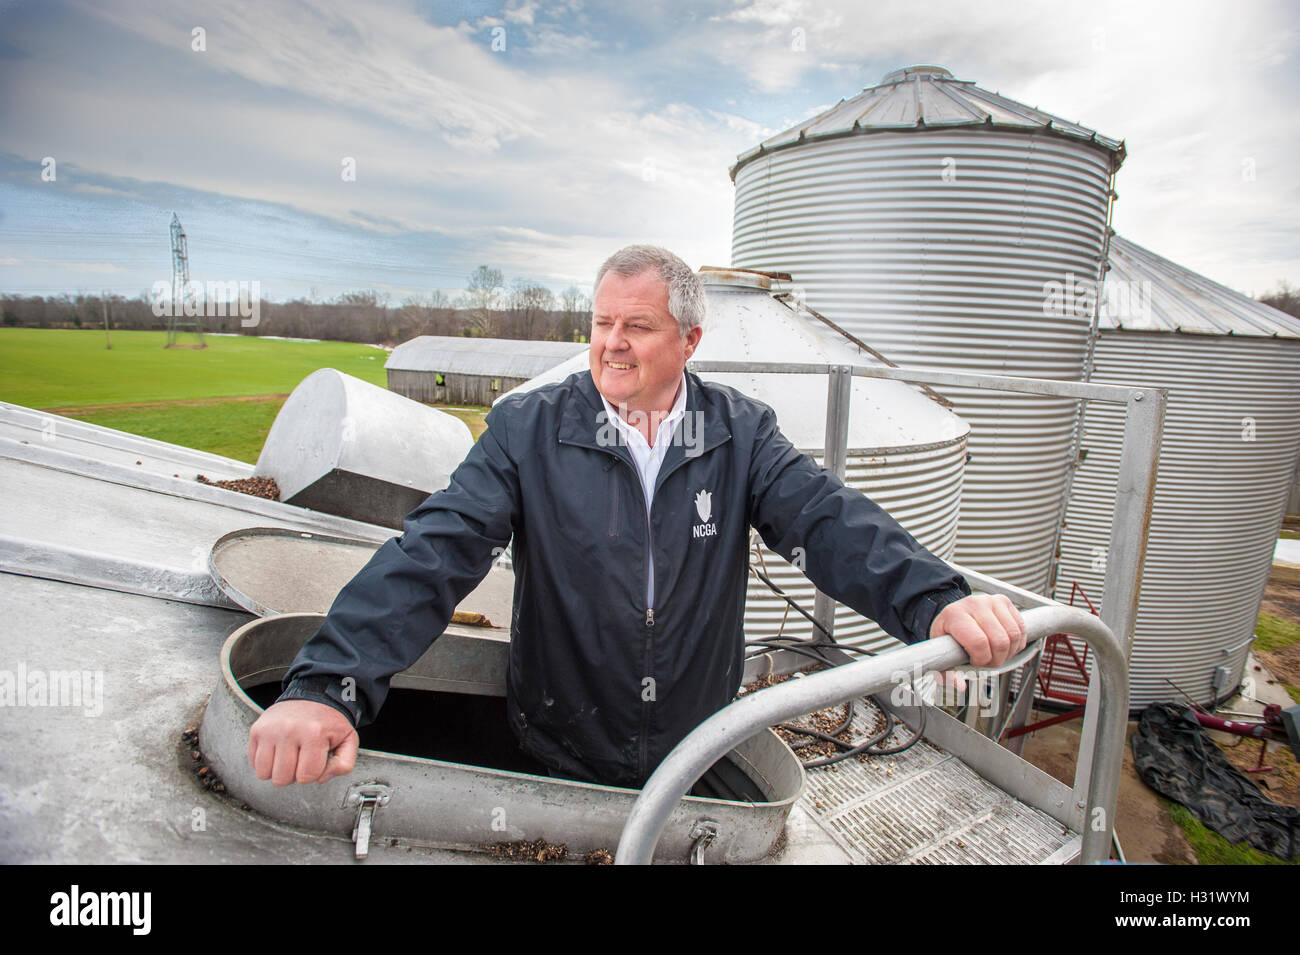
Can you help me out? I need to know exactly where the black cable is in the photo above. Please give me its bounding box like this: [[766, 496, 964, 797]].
[[743, 556, 927, 766], [863, 697, 925, 756], [800, 715, 896, 768], [745, 637, 876, 657], [776, 693, 927, 767], [743, 642, 840, 668], [775, 699, 856, 741], [748, 565, 834, 642]]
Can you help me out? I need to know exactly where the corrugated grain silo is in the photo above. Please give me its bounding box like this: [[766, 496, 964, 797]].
[[730, 65, 1125, 593], [1054, 236, 1300, 708], [501, 269, 970, 652]]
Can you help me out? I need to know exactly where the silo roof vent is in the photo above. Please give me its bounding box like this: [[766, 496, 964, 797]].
[[880, 64, 953, 83]]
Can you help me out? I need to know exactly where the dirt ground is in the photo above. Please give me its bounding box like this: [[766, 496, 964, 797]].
[[1017, 556, 1300, 863], [1019, 719, 1197, 864], [1261, 562, 1300, 628]]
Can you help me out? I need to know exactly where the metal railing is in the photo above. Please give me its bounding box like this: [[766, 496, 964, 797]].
[[616, 604, 1128, 864], [612, 358, 1163, 864]]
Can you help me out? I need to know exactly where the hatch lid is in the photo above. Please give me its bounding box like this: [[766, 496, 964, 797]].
[[208, 526, 513, 629]]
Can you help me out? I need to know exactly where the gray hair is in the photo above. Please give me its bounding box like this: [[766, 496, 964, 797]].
[[594, 245, 706, 337]]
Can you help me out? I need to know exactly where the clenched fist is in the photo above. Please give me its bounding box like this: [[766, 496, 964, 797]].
[[929, 593, 1027, 668], [247, 699, 359, 786]]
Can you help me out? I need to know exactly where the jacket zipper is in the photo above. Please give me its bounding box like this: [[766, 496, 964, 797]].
[[615, 441, 718, 780], [608, 452, 657, 779]]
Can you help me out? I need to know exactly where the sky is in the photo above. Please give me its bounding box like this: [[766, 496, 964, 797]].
[[1, 0, 1297, 304]]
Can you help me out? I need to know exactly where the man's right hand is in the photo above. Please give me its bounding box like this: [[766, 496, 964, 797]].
[[247, 700, 359, 786]]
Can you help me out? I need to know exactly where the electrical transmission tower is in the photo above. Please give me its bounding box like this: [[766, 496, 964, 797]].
[[167, 213, 206, 348]]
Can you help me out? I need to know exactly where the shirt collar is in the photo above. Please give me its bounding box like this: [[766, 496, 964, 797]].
[[599, 371, 688, 447]]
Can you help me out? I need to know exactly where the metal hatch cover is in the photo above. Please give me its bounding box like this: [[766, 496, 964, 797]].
[[201, 613, 804, 863], [207, 526, 514, 625]]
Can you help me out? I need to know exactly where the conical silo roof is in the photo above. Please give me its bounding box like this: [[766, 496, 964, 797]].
[[733, 64, 1125, 179]]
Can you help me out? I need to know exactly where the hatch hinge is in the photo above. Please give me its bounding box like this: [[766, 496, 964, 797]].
[[689, 820, 719, 865], [344, 783, 393, 860]]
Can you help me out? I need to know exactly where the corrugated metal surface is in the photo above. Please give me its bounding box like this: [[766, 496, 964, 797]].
[[1055, 238, 1300, 707], [386, 336, 586, 378], [503, 275, 970, 652], [732, 75, 1121, 591], [1100, 236, 1300, 337], [733, 65, 1124, 177]]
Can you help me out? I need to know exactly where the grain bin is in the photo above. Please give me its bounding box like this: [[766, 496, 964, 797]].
[[501, 269, 970, 652], [1055, 236, 1300, 708], [730, 65, 1125, 593]]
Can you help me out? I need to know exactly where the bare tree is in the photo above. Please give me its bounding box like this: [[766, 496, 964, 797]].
[[465, 265, 504, 336], [1259, 280, 1300, 320], [399, 291, 455, 339], [556, 285, 591, 342], [507, 279, 556, 340]]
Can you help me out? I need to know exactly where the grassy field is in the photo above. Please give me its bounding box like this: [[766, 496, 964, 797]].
[[60, 397, 290, 463], [0, 328, 390, 406], [1, 328, 487, 462]]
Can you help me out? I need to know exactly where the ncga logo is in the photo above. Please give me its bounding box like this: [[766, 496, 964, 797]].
[[151, 279, 261, 327]]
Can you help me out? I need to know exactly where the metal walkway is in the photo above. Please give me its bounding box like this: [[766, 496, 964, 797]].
[[791, 724, 1077, 865]]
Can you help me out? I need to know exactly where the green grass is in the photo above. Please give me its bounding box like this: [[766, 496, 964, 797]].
[[59, 398, 288, 464], [1, 329, 490, 460], [1255, 611, 1300, 654], [0, 328, 389, 408], [1164, 798, 1296, 865], [1282, 530, 1300, 541], [1255, 612, 1300, 702]]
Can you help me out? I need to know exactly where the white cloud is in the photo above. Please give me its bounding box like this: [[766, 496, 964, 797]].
[[504, 1, 539, 25], [718, 0, 806, 27], [5, 0, 1296, 296], [77, 0, 541, 152]]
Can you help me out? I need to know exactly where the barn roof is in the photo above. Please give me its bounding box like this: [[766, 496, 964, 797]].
[[386, 336, 587, 378]]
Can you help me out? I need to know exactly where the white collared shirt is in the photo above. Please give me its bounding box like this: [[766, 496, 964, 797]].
[[599, 372, 688, 608]]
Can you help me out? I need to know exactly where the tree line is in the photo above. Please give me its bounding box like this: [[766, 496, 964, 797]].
[[0, 265, 593, 347], [7, 274, 1298, 343], [1259, 281, 1300, 320]]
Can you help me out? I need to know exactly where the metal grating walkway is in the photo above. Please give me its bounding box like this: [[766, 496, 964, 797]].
[[793, 705, 1079, 864]]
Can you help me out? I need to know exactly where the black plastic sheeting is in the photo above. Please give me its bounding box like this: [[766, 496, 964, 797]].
[[1132, 703, 1298, 860]]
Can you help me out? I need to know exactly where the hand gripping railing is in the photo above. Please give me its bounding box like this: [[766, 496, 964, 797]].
[[615, 604, 1129, 865]]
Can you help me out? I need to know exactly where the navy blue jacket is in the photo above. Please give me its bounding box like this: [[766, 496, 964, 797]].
[[279, 369, 970, 787]]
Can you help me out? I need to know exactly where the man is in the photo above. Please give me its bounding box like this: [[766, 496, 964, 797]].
[[248, 245, 1026, 790]]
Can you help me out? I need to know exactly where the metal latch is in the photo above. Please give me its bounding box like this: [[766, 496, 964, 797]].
[[689, 820, 718, 865], [344, 783, 393, 860]]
